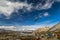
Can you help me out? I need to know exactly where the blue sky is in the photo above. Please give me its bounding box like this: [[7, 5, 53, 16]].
[[0, 0, 60, 30]]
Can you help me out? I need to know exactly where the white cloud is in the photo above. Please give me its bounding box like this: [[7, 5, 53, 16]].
[[39, 12, 49, 18], [0, 0, 32, 17], [38, 13, 42, 18], [36, 0, 54, 10], [56, 0, 60, 2], [44, 12, 49, 16], [0, 0, 59, 18], [0, 25, 45, 31], [20, 21, 53, 30], [0, 21, 58, 31], [0, 25, 36, 31], [39, 16, 42, 18], [20, 25, 38, 31], [0, 26, 18, 31]]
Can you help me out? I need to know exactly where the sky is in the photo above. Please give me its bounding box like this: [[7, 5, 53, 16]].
[[0, 0, 60, 30]]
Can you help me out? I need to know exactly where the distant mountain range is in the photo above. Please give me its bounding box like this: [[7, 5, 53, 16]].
[[0, 26, 35, 32]]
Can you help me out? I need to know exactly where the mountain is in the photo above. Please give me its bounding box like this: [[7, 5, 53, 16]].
[[33, 27, 50, 34]]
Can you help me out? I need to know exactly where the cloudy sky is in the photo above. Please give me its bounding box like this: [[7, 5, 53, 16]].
[[0, 0, 60, 30]]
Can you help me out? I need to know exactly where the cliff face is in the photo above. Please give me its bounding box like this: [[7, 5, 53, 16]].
[[49, 23, 60, 32]]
